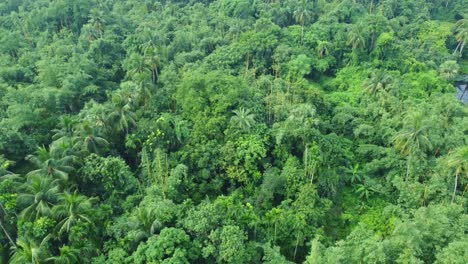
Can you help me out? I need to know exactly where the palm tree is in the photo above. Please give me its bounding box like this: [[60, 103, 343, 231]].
[[227, 22, 243, 41], [345, 163, 363, 184], [293, 0, 311, 45], [17, 175, 60, 220], [0, 155, 18, 180], [125, 45, 156, 106], [393, 111, 432, 181], [355, 182, 377, 200], [144, 48, 162, 84], [73, 122, 109, 154], [316, 40, 332, 58], [25, 146, 75, 182], [129, 207, 161, 244], [364, 69, 394, 96], [88, 8, 106, 39], [171, 116, 190, 144], [51, 116, 77, 142], [79, 100, 108, 129], [53, 191, 97, 235], [109, 91, 137, 134], [46, 245, 80, 264], [453, 17, 467, 55], [377, 0, 397, 19], [347, 24, 366, 51], [9, 236, 50, 264], [231, 108, 256, 131], [276, 103, 318, 146], [364, 14, 386, 50], [438, 60, 459, 82], [447, 146, 468, 204], [125, 53, 151, 80]]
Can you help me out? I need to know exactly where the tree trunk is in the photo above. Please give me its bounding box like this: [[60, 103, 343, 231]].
[[244, 52, 250, 78], [274, 222, 277, 243], [0, 221, 16, 248], [461, 183, 468, 201], [293, 235, 300, 261], [304, 145, 308, 179], [0, 202, 16, 247], [459, 86, 466, 101], [301, 22, 304, 46], [405, 155, 411, 181], [453, 41, 461, 55], [421, 185, 428, 206], [451, 173, 458, 204]]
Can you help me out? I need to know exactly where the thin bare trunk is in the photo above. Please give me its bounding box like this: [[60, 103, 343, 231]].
[[453, 41, 461, 55], [310, 162, 316, 184], [371, 33, 376, 51], [460, 183, 468, 206], [155, 67, 159, 83], [274, 222, 277, 243], [421, 185, 428, 206], [156, 151, 166, 199], [144, 148, 152, 186], [459, 86, 466, 100], [301, 24, 304, 46], [451, 173, 458, 204], [274, 82, 279, 123], [244, 52, 250, 78], [293, 235, 300, 261], [405, 155, 411, 181], [268, 82, 273, 125], [0, 202, 15, 247], [304, 146, 308, 178], [0, 222, 16, 248], [164, 153, 169, 196]]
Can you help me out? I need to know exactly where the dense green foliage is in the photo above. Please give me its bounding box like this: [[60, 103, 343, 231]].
[[0, 0, 467, 263]]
